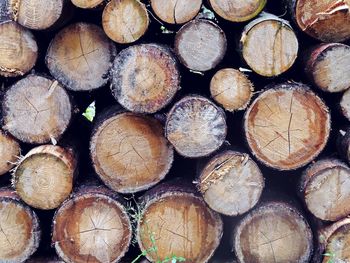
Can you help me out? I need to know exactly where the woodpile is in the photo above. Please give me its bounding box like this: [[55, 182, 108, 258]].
[[1, 0, 350, 262]]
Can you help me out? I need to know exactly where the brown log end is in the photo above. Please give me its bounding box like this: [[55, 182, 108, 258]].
[[234, 202, 313, 263], [150, 0, 202, 24], [305, 43, 350, 93], [0, 129, 20, 176], [137, 188, 223, 262], [111, 43, 180, 113], [340, 88, 350, 121], [0, 21, 37, 77], [13, 145, 76, 210], [175, 19, 227, 72], [52, 188, 132, 263], [90, 111, 174, 193], [300, 158, 350, 221], [244, 82, 330, 170], [209, 0, 266, 22], [71, 0, 104, 9], [198, 150, 264, 216], [2, 74, 72, 144], [166, 95, 227, 158], [240, 15, 298, 77], [46, 22, 116, 91], [0, 187, 40, 262], [210, 68, 254, 112], [102, 0, 149, 44], [294, 0, 350, 42]]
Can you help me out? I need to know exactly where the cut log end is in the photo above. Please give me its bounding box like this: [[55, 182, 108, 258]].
[[241, 16, 298, 77], [150, 0, 202, 24], [102, 0, 149, 44], [46, 22, 116, 91], [71, 0, 104, 9], [0, 130, 20, 176], [166, 96, 227, 158], [0, 188, 40, 262], [175, 19, 227, 72], [52, 188, 132, 263], [209, 0, 266, 22], [13, 145, 76, 210], [2, 74, 72, 144], [210, 68, 254, 112], [340, 88, 350, 122], [137, 190, 223, 262], [244, 82, 330, 170], [198, 151, 264, 216], [91, 111, 173, 193], [234, 202, 313, 263], [0, 21, 37, 77], [294, 0, 350, 42], [111, 44, 180, 113]]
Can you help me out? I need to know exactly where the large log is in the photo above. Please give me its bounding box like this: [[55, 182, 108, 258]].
[[0, 129, 20, 176], [197, 150, 264, 216], [0, 188, 40, 262], [90, 109, 174, 193], [136, 182, 223, 263], [0, 21, 37, 77], [288, 0, 350, 42], [175, 19, 227, 72], [46, 22, 116, 91], [166, 95, 227, 158], [233, 202, 313, 263], [71, 0, 104, 9], [111, 43, 180, 113], [12, 144, 77, 210], [240, 14, 299, 77], [244, 82, 330, 170], [2, 74, 72, 144], [52, 186, 132, 263]]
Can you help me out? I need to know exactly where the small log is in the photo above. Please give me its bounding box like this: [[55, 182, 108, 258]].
[[13, 144, 77, 210], [210, 68, 254, 112], [2, 74, 72, 144], [233, 202, 313, 263], [197, 150, 264, 216], [0, 21, 37, 77], [71, 0, 104, 9], [240, 14, 299, 77], [244, 82, 330, 170], [0, 188, 40, 262], [209, 0, 266, 22], [136, 183, 223, 263], [52, 186, 132, 263], [288, 0, 350, 42], [300, 158, 350, 222], [111, 43, 180, 113], [90, 109, 174, 193], [174, 19, 227, 72], [150, 0, 202, 24], [0, 129, 20, 176], [102, 0, 149, 44], [166, 95, 227, 158], [46, 22, 116, 91], [337, 128, 350, 163], [340, 88, 350, 121], [304, 43, 350, 93]]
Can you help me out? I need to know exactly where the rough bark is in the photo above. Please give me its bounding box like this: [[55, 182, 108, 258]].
[[210, 68, 254, 112], [111, 43, 180, 113], [2, 74, 72, 144], [46, 22, 116, 91], [90, 108, 174, 193], [244, 82, 330, 170], [13, 144, 77, 210], [233, 202, 313, 263], [71, 0, 104, 9], [52, 186, 132, 263], [175, 19, 227, 72], [0, 187, 40, 263], [209, 0, 266, 22], [240, 13, 299, 77], [340, 88, 350, 121], [0, 129, 20, 176], [150, 0, 202, 24], [166, 95, 227, 158], [102, 0, 149, 44], [304, 43, 350, 93], [0, 21, 37, 77]]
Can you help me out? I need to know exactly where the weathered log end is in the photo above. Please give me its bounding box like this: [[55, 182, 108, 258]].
[[340, 88, 350, 121], [0, 129, 20, 176], [71, 0, 104, 9]]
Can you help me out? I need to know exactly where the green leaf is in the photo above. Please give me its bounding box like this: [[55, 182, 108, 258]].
[[82, 101, 96, 122], [160, 26, 174, 34]]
